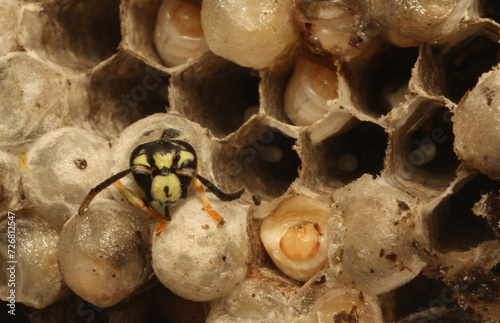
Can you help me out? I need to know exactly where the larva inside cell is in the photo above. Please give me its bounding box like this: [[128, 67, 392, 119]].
[[284, 55, 339, 126], [154, 0, 208, 67]]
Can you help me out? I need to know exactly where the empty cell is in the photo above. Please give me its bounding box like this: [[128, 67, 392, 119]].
[[172, 61, 260, 137], [21, 0, 121, 70], [88, 53, 169, 139], [241, 129, 300, 197], [316, 121, 387, 186], [406, 107, 458, 176], [387, 100, 459, 196], [444, 35, 500, 103], [478, 0, 500, 23], [213, 122, 300, 199], [434, 174, 499, 252], [389, 274, 458, 321], [341, 46, 419, 118]]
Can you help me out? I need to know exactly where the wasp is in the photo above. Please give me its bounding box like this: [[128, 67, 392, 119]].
[[78, 129, 245, 232]]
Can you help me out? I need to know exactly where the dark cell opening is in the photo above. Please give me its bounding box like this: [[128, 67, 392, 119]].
[[479, 0, 500, 23], [41, 0, 122, 70], [390, 274, 454, 320], [406, 107, 458, 177], [319, 121, 387, 185], [444, 35, 500, 103], [239, 128, 301, 197], [343, 46, 419, 117], [179, 63, 261, 138], [89, 54, 169, 139], [436, 174, 499, 252]]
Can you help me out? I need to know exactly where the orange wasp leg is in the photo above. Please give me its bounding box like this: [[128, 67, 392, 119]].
[[113, 180, 168, 234], [194, 178, 225, 226]]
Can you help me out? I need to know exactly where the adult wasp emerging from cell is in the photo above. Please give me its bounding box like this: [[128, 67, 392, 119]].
[[78, 129, 245, 232]]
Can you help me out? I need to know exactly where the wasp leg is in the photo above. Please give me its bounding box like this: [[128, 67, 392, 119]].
[[194, 174, 245, 201], [78, 168, 133, 215], [113, 180, 168, 234], [194, 178, 226, 226]]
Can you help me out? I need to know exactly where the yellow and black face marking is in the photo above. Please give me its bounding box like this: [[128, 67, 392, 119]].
[[130, 137, 197, 213], [78, 128, 245, 231]]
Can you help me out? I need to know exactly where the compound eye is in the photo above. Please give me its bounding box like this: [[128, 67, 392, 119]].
[[176, 150, 196, 169]]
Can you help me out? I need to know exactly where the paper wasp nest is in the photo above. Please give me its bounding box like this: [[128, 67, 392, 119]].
[[1, 0, 500, 322]]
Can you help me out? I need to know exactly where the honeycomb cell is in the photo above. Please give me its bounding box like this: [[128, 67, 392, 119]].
[[154, 0, 208, 67], [214, 119, 301, 199], [0, 53, 71, 146], [201, 0, 297, 69], [300, 120, 387, 190], [292, 0, 385, 62], [21, 0, 121, 71], [122, 0, 206, 69], [385, 98, 458, 198], [284, 55, 340, 126], [260, 195, 329, 282], [0, 211, 68, 309], [58, 199, 153, 308], [21, 127, 111, 229], [431, 174, 499, 253], [368, 0, 469, 47], [416, 21, 500, 102], [388, 273, 460, 321], [206, 279, 287, 322], [311, 285, 383, 322], [444, 35, 500, 103], [340, 46, 419, 118], [87, 52, 170, 139], [152, 194, 248, 302], [331, 175, 426, 295], [170, 56, 260, 137]]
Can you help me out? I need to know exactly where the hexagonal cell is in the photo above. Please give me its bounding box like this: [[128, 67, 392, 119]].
[[431, 174, 499, 253], [339, 46, 418, 119], [444, 36, 500, 103], [416, 21, 500, 102], [213, 118, 300, 199], [87, 52, 169, 139], [385, 98, 458, 198], [170, 55, 260, 137], [122, 0, 208, 69], [21, 0, 121, 71], [0, 52, 71, 146], [300, 119, 387, 190]]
